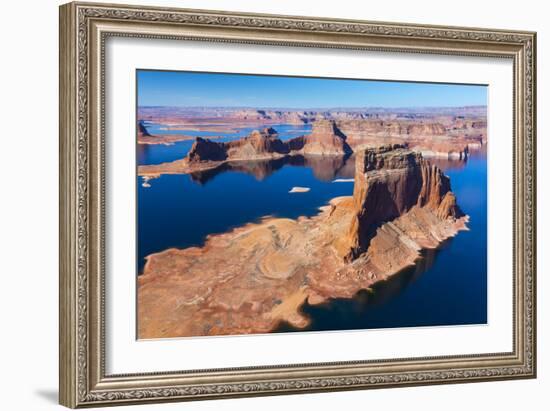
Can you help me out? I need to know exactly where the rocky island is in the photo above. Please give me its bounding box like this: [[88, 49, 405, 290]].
[[138, 144, 468, 339], [137, 114, 483, 184], [138, 120, 352, 178]]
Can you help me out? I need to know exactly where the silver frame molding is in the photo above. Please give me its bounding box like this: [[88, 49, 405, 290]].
[[59, 2, 537, 408]]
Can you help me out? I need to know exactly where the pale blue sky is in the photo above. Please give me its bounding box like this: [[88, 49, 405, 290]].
[[137, 70, 487, 109]]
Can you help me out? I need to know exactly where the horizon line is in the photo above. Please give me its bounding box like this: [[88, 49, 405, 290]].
[[137, 104, 487, 110]]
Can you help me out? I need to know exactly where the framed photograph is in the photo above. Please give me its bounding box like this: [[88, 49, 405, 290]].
[[59, 2, 537, 408]]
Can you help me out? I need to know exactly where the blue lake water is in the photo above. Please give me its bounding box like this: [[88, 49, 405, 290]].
[[137, 155, 355, 274], [137, 125, 487, 331], [277, 151, 488, 331]]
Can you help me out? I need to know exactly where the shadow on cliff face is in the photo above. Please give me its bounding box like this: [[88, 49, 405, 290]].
[[188, 154, 355, 185], [348, 162, 425, 259], [273, 238, 453, 334]]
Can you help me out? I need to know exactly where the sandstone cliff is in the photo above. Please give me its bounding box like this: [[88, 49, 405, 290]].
[[406, 123, 446, 136], [138, 128, 290, 177], [138, 122, 351, 177], [342, 145, 463, 260], [336, 120, 447, 142], [183, 127, 291, 163], [331, 119, 473, 160], [225, 127, 290, 159], [138, 145, 468, 338], [301, 120, 352, 155]]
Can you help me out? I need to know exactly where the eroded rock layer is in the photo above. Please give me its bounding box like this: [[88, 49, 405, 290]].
[[138, 121, 350, 177], [343, 145, 463, 260], [138, 146, 468, 339], [302, 120, 352, 155]]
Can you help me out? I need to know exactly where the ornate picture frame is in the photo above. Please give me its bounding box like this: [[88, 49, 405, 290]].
[[59, 1, 536, 408]]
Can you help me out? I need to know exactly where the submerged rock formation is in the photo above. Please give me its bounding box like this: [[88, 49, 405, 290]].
[[138, 145, 468, 339]]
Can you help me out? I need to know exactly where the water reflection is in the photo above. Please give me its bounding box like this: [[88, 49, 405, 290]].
[[188, 154, 355, 185]]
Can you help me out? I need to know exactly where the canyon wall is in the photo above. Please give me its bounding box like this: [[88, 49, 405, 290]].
[[336, 120, 447, 142], [302, 120, 352, 155], [343, 145, 462, 260]]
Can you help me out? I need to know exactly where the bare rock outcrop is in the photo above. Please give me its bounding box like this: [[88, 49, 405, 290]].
[[343, 145, 463, 260], [138, 124, 351, 177], [139, 128, 291, 176], [302, 120, 352, 155], [185, 121, 351, 162], [406, 123, 446, 136], [333, 119, 474, 159], [138, 145, 468, 338], [186, 127, 290, 163], [187, 137, 228, 162], [336, 120, 447, 143], [225, 127, 290, 159]]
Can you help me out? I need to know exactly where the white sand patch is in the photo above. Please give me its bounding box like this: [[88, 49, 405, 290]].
[[332, 178, 354, 183]]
